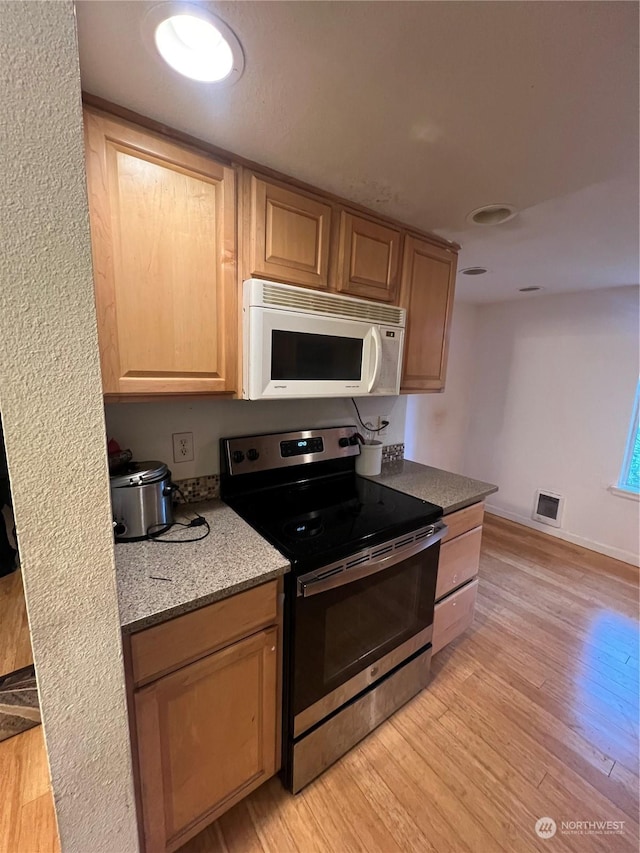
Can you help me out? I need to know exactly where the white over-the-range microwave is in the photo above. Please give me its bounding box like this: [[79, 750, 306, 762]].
[[242, 279, 406, 400]]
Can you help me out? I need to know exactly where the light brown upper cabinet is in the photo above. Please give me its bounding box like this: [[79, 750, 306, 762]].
[[400, 236, 457, 392], [335, 211, 401, 303], [244, 171, 332, 289], [84, 108, 237, 396]]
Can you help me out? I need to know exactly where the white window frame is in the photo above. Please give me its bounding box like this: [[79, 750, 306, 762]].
[[612, 379, 640, 499]]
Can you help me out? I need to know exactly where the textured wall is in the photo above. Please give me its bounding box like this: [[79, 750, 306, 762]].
[[0, 3, 138, 851]]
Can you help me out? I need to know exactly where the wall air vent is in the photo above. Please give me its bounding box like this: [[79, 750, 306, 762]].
[[532, 490, 565, 528], [261, 282, 405, 326]]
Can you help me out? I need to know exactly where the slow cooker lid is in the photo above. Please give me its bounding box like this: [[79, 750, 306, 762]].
[[110, 460, 169, 487]]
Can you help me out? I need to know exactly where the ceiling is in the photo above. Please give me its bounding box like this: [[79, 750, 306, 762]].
[[75, 1, 639, 304]]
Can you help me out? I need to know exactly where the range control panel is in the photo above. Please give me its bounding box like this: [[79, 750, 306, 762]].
[[280, 437, 324, 458], [222, 426, 359, 476]]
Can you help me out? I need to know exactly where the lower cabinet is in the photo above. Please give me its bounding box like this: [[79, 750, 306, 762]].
[[432, 502, 484, 654], [433, 579, 479, 655], [125, 581, 281, 853]]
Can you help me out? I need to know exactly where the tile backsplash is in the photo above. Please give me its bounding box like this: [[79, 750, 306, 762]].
[[173, 475, 220, 504], [382, 443, 405, 463]]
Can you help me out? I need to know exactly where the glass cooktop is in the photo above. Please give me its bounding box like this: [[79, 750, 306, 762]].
[[225, 473, 442, 570]]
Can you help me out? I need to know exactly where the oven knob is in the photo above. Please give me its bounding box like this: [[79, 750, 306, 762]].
[[338, 437, 350, 448], [349, 435, 360, 445], [113, 521, 127, 538], [247, 448, 260, 462], [232, 450, 245, 464]]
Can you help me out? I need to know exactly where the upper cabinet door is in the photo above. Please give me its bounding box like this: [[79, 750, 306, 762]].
[[245, 172, 332, 289], [84, 109, 237, 396], [400, 236, 457, 392], [336, 211, 401, 303]]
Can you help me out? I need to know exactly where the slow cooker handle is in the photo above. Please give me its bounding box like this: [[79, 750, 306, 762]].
[[164, 482, 180, 501]]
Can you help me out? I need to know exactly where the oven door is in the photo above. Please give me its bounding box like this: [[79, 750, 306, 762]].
[[244, 306, 381, 399], [291, 527, 444, 738]]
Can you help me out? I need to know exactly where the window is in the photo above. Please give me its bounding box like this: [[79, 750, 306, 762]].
[[618, 380, 640, 494]]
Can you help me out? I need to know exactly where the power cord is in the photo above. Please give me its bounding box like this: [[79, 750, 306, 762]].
[[147, 487, 211, 543], [147, 517, 211, 543], [351, 398, 389, 434]]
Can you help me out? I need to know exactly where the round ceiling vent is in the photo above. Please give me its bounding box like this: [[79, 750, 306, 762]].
[[467, 204, 518, 226], [461, 266, 488, 276]]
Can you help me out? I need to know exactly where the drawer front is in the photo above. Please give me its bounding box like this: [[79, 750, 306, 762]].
[[436, 526, 482, 601], [442, 501, 484, 543], [131, 581, 278, 686], [432, 578, 478, 655]]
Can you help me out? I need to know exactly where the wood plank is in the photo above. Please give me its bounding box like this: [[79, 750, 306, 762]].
[[0, 570, 33, 676]]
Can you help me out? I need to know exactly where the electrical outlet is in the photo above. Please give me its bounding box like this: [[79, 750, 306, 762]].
[[172, 432, 194, 463], [378, 416, 389, 439]]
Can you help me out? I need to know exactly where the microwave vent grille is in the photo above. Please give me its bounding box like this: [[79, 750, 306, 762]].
[[262, 282, 404, 326]]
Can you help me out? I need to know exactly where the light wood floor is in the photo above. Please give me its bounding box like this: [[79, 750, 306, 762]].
[[0, 569, 33, 676], [2, 515, 638, 852], [0, 725, 58, 853]]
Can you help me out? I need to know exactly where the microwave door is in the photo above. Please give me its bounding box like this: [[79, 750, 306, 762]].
[[247, 308, 374, 399]]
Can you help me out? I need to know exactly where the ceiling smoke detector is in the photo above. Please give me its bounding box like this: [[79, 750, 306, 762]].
[[146, 3, 244, 83], [519, 286, 543, 293], [467, 204, 518, 226], [461, 266, 488, 276]]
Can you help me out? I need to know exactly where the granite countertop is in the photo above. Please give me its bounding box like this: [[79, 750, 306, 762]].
[[364, 459, 498, 514], [115, 500, 289, 633]]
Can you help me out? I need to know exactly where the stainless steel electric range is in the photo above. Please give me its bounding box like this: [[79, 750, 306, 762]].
[[220, 426, 446, 793]]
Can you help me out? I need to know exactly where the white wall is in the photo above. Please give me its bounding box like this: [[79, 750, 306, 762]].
[[0, 4, 138, 851], [464, 286, 640, 565], [405, 303, 478, 473], [105, 395, 406, 479]]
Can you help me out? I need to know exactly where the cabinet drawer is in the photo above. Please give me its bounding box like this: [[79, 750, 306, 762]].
[[432, 578, 478, 655], [131, 581, 278, 687], [436, 526, 482, 601], [442, 501, 484, 543]]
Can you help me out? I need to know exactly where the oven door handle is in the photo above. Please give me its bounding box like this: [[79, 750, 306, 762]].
[[298, 522, 448, 597]]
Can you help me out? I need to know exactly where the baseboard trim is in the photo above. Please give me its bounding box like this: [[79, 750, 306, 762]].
[[485, 504, 640, 568]]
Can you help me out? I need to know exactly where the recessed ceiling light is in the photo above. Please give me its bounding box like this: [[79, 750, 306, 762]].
[[461, 266, 488, 276], [146, 3, 244, 83], [519, 286, 543, 293], [467, 204, 518, 226]]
